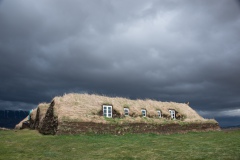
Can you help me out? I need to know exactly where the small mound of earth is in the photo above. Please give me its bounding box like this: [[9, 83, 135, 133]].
[[0, 127, 10, 130]]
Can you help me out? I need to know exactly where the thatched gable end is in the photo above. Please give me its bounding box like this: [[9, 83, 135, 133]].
[[15, 103, 50, 130], [39, 101, 58, 135]]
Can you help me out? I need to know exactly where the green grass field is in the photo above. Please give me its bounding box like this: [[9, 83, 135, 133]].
[[0, 129, 239, 160]]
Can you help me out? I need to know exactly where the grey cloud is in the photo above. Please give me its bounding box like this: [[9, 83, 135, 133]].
[[0, 100, 35, 110], [0, 0, 240, 126]]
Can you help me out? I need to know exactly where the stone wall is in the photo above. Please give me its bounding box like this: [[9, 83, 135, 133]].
[[56, 122, 220, 135]]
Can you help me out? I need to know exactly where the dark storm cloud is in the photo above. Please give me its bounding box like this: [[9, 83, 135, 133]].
[[0, 0, 240, 125]]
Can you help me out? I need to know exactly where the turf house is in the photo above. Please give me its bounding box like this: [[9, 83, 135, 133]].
[[16, 93, 220, 135]]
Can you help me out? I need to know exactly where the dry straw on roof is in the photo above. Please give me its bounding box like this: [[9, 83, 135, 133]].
[[50, 93, 209, 124]]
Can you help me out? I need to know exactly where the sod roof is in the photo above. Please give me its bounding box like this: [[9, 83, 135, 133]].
[[49, 93, 213, 124]]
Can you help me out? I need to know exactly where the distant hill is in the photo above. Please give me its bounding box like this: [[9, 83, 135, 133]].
[[0, 110, 28, 129], [221, 124, 240, 129]]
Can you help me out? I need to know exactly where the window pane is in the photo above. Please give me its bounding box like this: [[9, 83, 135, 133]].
[[103, 107, 107, 109], [142, 110, 146, 116]]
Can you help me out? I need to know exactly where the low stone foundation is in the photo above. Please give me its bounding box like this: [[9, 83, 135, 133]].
[[56, 122, 220, 135]]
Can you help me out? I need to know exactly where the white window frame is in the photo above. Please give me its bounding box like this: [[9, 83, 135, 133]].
[[141, 109, 147, 117], [103, 105, 112, 118], [124, 108, 129, 116], [169, 109, 176, 119], [157, 110, 161, 118]]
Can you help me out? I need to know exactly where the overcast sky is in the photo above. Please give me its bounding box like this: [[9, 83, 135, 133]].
[[0, 0, 240, 126]]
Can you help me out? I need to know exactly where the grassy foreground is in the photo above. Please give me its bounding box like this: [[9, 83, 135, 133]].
[[0, 129, 239, 160]]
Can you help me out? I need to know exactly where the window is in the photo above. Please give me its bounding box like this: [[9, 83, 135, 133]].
[[169, 110, 175, 119], [103, 105, 112, 118], [157, 110, 161, 118], [124, 108, 129, 116], [141, 109, 146, 117]]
